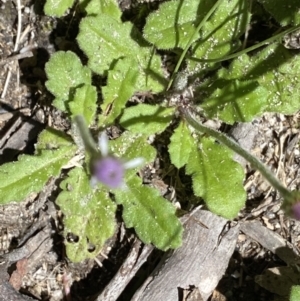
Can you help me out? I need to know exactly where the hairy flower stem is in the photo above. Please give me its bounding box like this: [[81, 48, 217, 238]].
[[73, 115, 99, 155], [183, 107, 296, 203], [167, 0, 224, 90]]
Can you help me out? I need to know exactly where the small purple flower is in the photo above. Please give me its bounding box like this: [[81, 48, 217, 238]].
[[292, 202, 300, 220], [91, 132, 144, 189], [93, 157, 124, 188]]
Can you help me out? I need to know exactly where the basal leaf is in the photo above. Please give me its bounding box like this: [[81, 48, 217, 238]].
[[99, 57, 139, 127], [119, 104, 175, 135], [84, 0, 121, 19], [77, 14, 139, 74], [69, 84, 97, 126], [189, 0, 250, 72], [290, 286, 300, 301], [110, 131, 156, 166], [45, 51, 91, 112], [257, 0, 300, 26], [0, 147, 75, 204], [44, 0, 75, 17], [56, 167, 116, 262], [220, 44, 300, 115], [186, 137, 246, 219], [135, 47, 167, 92], [168, 120, 194, 168], [262, 45, 300, 114], [201, 80, 269, 124], [36, 127, 74, 150], [144, 0, 200, 49], [115, 175, 183, 250], [77, 14, 166, 92], [112, 132, 181, 250]]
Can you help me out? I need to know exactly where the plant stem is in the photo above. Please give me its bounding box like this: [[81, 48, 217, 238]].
[[73, 115, 99, 155], [189, 25, 300, 63], [167, 0, 224, 91], [182, 107, 295, 202]]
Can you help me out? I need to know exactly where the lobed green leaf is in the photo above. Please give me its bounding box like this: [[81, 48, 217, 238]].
[[110, 131, 156, 166], [44, 0, 75, 17], [84, 0, 121, 19], [36, 127, 74, 150], [77, 14, 166, 92], [119, 104, 175, 135], [111, 132, 182, 250], [186, 137, 246, 219], [200, 79, 269, 124], [56, 167, 116, 262], [115, 175, 183, 250], [290, 285, 300, 301], [144, 0, 200, 49], [69, 84, 97, 126], [99, 57, 139, 128], [77, 14, 138, 74], [218, 44, 300, 115], [0, 147, 76, 204], [168, 120, 194, 168], [45, 51, 91, 112], [189, 0, 250, 72], [257, 0, 300, 26]]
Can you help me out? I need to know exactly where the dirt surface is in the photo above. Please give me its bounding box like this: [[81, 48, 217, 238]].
[[1, 1, 300, 301]]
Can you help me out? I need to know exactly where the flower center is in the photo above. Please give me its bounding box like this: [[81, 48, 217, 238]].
[[93, 157, 124, 188]]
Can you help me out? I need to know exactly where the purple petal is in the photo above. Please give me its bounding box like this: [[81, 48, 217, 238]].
[[292, 202, 300, 220], [93, 157, 124, 188]]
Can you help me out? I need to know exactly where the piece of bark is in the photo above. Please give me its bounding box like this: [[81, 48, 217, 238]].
[[239, 221, 299, 265], [0, 226, 53, 301], [132, 209, 240, 301], [96, 239, 154, 301], [0, 117, 43, 163], [0, 281, 34, 301], [185, 287, 204, 301], [1, 226, 51, 264]]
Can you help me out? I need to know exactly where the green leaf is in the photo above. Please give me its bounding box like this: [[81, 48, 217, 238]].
[[144, 0, 200, 49], [45, 51, 91, 112], [77, 14, 138, 74], [119, 104, 175, 135], [168, 120, 194, 168], [110, 131, 156, 165], [56, 167, 116, 262], [77, 14, 166, 92], [36, 127, 74, 150], [44, 0, 75, 17], [99, 57, 139, 127], [84, 0, 121, 19], [186, 137, 246, 219], [189, 0, 250, 72], [290, 285, 300, 301], [257, 0, 300, 26], [134, 47, 166, 93], [201, 80, 269, 124], [69, 84, 97, 126], [115, 175, 183, 250], [0, 147, 76, 204], [220, 44, 300, 115], [112, 132, 181, 250]]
